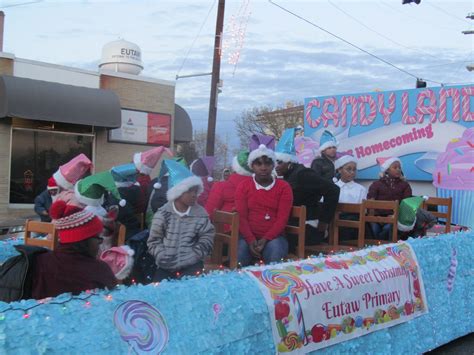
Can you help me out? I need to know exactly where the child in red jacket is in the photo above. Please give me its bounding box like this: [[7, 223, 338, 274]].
[[367, 157, 412, 239]]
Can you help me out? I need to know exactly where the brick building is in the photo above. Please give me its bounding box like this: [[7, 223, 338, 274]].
[[0, 52, 192, 220]]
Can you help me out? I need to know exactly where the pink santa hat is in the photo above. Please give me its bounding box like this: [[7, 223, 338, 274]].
[[100, 246, 135, 280], [133, 146, 174, 175], [376, 156, 401, 173], [53, 154, 93, 190]]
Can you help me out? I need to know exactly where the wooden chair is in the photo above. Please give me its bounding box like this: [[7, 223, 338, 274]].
[[24, 220, 59, 250], [116, 223, 126, 247], [306, 203, 364, 255], [422, 197, 452, 233], [285, 206, 307, 259], [210, 210, 239, 269], [359, 199, 399, 245]]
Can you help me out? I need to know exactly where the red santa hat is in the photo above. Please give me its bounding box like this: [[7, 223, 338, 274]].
[[47, 177, 59, 190], [53, 154, 93, 190], [376, 157, 401, 173], [50, 200, 103, 244], [100, 246, 135, 280], [133, 146, 173, 175]]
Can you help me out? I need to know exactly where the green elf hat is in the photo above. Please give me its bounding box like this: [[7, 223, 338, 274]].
[[231, 150, 252, 176], [398, 196, 428, 232], [74, 171, 126, 207]]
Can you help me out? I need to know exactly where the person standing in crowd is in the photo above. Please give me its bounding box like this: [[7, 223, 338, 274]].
[[310, 130, 338, 181], [236, 143, 293, 266], [190, 156, 215, 207], [275, 128, 340, 246], [34, 177, 59, 222], [367, 157, 412, 239], [148, 160, 214, 281], [205, 150, 252, 218], [31, 200, 117, 299], [133, 146, 173, 213], [222, 168, 231, 181]]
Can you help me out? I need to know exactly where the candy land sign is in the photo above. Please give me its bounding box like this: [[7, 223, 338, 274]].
[[246, 243, 428, 354], [303, 85, 474, 181]]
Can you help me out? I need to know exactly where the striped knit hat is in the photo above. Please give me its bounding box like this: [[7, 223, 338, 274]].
[[50, 200, 103, 244]]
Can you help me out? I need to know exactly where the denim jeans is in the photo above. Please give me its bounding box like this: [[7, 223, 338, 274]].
[[238, 236, 288, 266], [370, 223, 393, 240]]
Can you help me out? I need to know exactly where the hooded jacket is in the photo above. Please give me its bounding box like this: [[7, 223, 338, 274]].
[[282, 163, 340, 223], [147, 202, 215, 272], [310, 155, 336, 181]]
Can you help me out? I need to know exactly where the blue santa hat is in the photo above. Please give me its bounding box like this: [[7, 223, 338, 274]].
[[111, 163, 138, 188], [275, 128, 298, 163], [319, 130, 338, 152], [160, 159, 203, 201]]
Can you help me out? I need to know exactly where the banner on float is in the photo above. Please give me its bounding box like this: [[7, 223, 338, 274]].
[[245, 242, 428, 354], [303, 85, 474, 181]]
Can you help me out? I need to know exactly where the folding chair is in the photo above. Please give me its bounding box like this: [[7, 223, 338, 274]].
[[210, 210, 239, 269], [422, 197, 452, 233], [24, 220, 59, 250], [285, 205, 307, 259]]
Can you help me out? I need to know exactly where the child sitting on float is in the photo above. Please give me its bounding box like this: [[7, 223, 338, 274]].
[[147, 160, 215, 281], [367, 157, 412, 240]]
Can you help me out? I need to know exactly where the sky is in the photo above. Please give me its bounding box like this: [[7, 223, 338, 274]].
[[2, 0, 473, 149]]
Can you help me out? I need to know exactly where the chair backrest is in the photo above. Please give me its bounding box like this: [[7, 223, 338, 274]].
[[285, 205, 306, 259], [422, 197, 452, 233], [212, 210, 239, 269], [361, 199, 399, 243], [116, 223, 126, 247], [331, 203, 365, 248], [24, 220, 59, 250]]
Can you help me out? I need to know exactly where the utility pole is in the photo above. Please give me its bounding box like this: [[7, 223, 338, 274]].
[[464, 12, 474, 71], [206, 0, 225, 156]]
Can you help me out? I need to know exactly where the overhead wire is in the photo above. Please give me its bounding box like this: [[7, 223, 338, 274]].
[[327, 0, 439, 60], [268, 0, 444, 85], [175, 0, 217, 78], [425, 1, 473, 26]]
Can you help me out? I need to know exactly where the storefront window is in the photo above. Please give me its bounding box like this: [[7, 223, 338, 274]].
[[9, 129, 93, 204]]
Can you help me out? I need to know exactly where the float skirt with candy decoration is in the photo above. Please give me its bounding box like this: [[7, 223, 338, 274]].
[[0, 231, 472, 353]]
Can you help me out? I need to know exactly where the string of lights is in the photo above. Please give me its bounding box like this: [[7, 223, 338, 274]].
[[268, 0, 466, 86]]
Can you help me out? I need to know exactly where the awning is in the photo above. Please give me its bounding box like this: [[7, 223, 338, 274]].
[[0, 75, 121, 128], [174, 104, 193, 143]]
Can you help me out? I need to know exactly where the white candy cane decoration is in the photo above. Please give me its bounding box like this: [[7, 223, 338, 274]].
[[461, 87, 474, 122], [305, 99, 321, 128], [291, 293, 307, 344], [439, 88, 461, 123], [378, 92, 396, 125], [402, 92, 417, 124], [358, 95, 377, 126], [447, 248, 458, 293], [341, 96, 358, 127], [322, 97, 339, 127]]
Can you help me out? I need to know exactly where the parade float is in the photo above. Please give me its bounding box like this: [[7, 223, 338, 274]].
[[0, 231, 471, 354]]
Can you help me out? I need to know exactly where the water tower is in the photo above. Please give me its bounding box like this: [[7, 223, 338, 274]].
[[99, 39, 143, 75]]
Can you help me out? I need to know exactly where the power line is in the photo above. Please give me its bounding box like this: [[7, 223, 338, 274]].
[[2, 0, 42, 8], [176, 0, 217, 77], [268, 0, 444, 85], [425, 1, 473, 26], [327, 0, 439, 60]]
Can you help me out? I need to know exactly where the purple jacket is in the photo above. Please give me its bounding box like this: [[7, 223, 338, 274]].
[[367, 176, 412, 214]]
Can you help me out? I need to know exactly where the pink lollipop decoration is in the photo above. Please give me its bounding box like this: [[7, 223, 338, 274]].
[[114, 300, 169, 354], [212, 303, 223, 324]]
